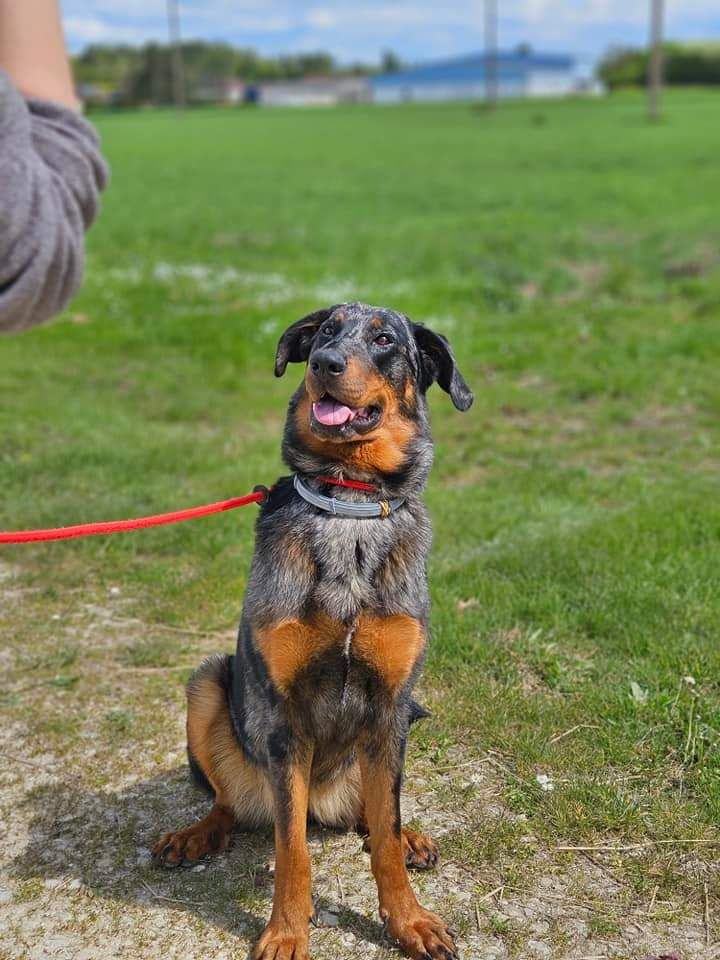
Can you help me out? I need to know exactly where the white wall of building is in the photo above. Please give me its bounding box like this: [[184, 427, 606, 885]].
[[373, 79, 535, 103], [526, 70, 577, 96], [259, 78, 370, 107]]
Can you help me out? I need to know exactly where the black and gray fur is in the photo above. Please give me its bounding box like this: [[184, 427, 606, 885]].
[[229, 302, 472, 782]]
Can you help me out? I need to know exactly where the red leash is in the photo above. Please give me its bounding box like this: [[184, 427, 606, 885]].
[[0, 488, 268, 545], [0, 476, 379, 546]]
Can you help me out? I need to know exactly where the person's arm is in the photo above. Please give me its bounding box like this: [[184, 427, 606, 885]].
[[0, 0, 78, 109], [0, 1, 108, 333]]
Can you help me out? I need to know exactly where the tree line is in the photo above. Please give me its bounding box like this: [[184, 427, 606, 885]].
[[73, 43, 403, 106], [599, 42, 720, 89]]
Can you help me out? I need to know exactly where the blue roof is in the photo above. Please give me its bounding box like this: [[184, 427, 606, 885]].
[[372, 50, 575, 87]]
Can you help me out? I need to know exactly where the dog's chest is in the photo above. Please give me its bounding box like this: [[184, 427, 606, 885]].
[[248, 496, 431, 627], [291, 635, 373, 746], [289, 612, 424, 746], [306, 512, 422, 622]]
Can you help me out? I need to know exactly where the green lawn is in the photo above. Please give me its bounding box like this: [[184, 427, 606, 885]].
[[2, 89, 720, 926]]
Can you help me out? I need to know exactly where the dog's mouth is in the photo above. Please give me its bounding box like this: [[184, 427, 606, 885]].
[[311, 394, 382, 437]]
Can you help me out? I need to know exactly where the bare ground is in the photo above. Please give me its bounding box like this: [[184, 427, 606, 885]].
[[0, 560, 714, 960]]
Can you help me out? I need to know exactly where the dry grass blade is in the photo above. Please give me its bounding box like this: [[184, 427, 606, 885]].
[[548, 723, 600, 745], [557, 840, 720, 852], [647, 884, 658, 915], [706, 880, 712, 947], [0, 751, 54, 769], [477, 885, 504, 905], [431, 755, 492, 772], [140, 879, 207, 907]]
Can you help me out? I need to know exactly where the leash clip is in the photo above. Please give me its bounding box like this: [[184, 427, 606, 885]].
[[252, 484, 270, 504]]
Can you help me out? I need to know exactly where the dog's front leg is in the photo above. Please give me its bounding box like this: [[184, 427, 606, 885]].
[[359, 744, 457, 960], [252, 746, 314, 960]]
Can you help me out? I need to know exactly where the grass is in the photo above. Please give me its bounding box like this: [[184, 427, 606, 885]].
[[2, 88, 720, 933]]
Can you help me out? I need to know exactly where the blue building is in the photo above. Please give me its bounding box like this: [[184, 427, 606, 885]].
[[371, 49, 577, 103]]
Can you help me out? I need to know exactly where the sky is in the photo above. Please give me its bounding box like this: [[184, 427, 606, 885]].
[[62, 1, 720, 69]]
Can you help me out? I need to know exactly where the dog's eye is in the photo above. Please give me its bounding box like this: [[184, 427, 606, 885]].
[[374, 334, 393, 346], [321, 323, 334, 337]]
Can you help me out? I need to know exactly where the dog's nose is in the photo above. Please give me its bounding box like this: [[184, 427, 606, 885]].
[[310, 349, 346, 377]]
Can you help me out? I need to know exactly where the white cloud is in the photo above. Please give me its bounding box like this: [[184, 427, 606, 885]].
[[63, 16, 111, 43], [63, 16, 156, 45], [306, 8, 338, 30]]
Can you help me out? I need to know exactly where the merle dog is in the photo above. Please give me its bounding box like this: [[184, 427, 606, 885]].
[[153, 302, 473, 960]]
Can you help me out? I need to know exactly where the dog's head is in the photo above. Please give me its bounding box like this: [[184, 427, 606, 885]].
[[275, 303, 473, 475], [275, 302, 472, 477]]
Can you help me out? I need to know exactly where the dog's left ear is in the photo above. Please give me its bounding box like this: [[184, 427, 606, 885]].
[[274, 306, 340, 377], [412, 323, 474, 411]]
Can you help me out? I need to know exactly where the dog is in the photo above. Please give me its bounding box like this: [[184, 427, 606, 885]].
[[152, 302, 473, 960]]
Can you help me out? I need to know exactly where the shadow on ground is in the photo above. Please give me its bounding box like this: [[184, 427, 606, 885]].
[[9, 767, 387, 953]]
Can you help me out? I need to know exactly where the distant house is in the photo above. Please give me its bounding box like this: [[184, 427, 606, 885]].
[[193, 78, 246, 105], [257, 75, 371, 107], [371, 49, 577, 103]]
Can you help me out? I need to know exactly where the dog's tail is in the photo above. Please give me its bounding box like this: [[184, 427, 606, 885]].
[[409, 698, 431, 724], [187, 746, 214, 796]]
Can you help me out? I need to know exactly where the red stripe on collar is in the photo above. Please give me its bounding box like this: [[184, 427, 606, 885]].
[[316, 475, 379, 493]]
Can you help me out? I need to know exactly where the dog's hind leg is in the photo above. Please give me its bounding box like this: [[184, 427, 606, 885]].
[[153, 799, 235, 867], [358, 807, 439, 871], [152, 654, 271, 868]]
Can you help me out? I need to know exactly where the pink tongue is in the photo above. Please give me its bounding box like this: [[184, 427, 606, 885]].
[[313, 399, 355, 426]]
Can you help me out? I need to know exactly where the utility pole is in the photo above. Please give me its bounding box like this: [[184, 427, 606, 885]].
[[647, 0, 664, 121], [166, 0, 186, 109], [484, 0, 498, 108]]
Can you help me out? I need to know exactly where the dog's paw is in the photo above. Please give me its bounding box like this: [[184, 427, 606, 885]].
[[385, 907, 458, 960], [402, 828, 439, 870], [363, 827, 439, 870], [251, 921, 310, 960], [151, 822, 230, 868]]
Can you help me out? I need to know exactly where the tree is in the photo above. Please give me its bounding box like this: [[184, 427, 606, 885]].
[[72, 40, 375, 107], [380, 50, 402, 74], [598, 42, 720, 90]]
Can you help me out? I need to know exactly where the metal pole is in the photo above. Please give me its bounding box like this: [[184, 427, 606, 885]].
[[166, 0, 186, 109], [484, 0, 498, 107], [648, 0, 664, 120]]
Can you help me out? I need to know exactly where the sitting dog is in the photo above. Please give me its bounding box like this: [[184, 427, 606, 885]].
[[153, 302, 473, 960]]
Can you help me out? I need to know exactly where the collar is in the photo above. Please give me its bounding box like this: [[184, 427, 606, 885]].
[[293, 474, 404, 519]]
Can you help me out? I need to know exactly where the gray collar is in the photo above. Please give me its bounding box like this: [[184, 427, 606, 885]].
[[293, 474, 404, 519]]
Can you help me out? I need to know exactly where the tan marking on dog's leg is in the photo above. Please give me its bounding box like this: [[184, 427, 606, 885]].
[[359, 750, 456, 960], [187, 657, 276, 825], [252, 754, 314, 960]]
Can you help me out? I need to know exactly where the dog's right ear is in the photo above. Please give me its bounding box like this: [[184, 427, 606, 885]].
[[274, 306, 339, 377]]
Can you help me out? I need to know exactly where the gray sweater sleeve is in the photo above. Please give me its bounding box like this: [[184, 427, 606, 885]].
[[0, 71, 108, 333]]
